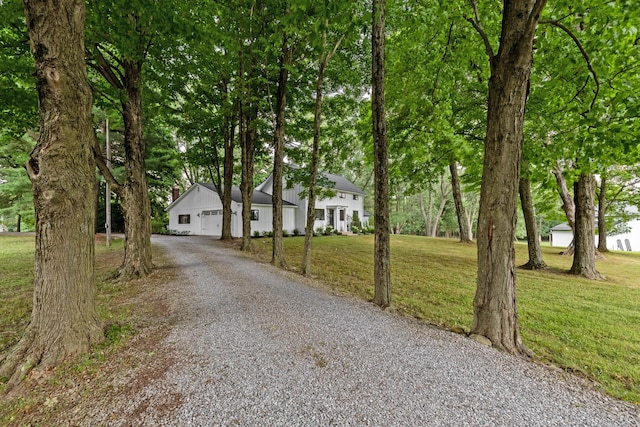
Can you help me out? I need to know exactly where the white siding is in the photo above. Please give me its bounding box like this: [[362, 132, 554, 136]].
[[242, 205, 271, 236], [283, 207, 296, 234], [549, 230, 573, 248], [314, 192, 364, 232], [168, 185, 222, 235], [167, 175, 366, 237], [606, 218, 640, 251]]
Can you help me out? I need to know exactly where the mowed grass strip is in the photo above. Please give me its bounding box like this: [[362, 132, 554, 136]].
[[0, 236, 35, 352], [0, 235, 126, 354], [251, 234, 640, 404], [0, 234, 176, 424]]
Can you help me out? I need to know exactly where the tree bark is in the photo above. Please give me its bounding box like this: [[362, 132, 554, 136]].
[[597, 173, 608, 252], [118, 60, 152, 279], [471, 0, 546, 356], [220, 83, 236, 241], [239, 96, 257, 251], [372, 0, 391, 308], [16, 214, 21, 233], [302, 36, 327, 276], [552, 161, 576, 255], [237, 42, 257, 251], [450, 160, 472, 243], [0, 0, 103, 386], [430, 176, 450, 237], [240, 109, 255, 251], [272, 36, 292, 268], [570, 174, 604, 279], [519, 177, 547, 269], [418, 192, 430, 236]]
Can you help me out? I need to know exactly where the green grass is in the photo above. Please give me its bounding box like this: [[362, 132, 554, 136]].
[[2, 233, 639, 405], [0, 234, 138, 424], [252, 234, 640, 404], [0, 235, 126, 354], [0, 236, 36, 353]]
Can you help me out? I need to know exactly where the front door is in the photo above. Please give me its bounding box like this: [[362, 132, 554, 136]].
[[328, 208, 335, 228]]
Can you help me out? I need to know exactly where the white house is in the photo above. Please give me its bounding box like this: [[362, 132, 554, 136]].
[[549, 217, 640, 252], [166, 172, 368, 237]]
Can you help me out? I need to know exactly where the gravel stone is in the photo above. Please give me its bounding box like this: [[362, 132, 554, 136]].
[[108, 235, 640, 426]]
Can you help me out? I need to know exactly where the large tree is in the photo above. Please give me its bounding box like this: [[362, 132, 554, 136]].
[[0, 0, 103, 385], [468, 0, 547, 355], [86, 2, 156, 279], [372, 0, 391, 308], [271, 33, 293, 268]]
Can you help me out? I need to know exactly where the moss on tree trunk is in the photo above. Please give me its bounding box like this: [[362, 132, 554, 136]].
[[0, 0, 103, 386]]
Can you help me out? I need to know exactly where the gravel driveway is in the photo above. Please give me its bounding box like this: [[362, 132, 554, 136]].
[[109, 235, 638, 426]]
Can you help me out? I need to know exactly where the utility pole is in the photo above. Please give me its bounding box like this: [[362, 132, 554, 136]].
[[105, 119, 111, 248]]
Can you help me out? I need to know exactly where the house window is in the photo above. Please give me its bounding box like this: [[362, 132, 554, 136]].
[[315, 209, 325, 220], [353, 194, 359, 200], [340, 210, 345, 221], [353, 211, 359, 220], [339, 192, 346, 198], [250, 209, 259, 221], [178, 214, 190, 224]]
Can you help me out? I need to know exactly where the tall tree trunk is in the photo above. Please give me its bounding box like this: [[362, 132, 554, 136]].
[[239, 45, 257, 251], [597, 173, 608, 252], [372, 0, 391, 308], [302, 30, 327, 276], [221, 102, 236, 241], [301, 24, 344, 276], [430, 176, 450, 237], [240, 102, 256, 251], [450, 160, 472, 243], [118, 61, 152, 279], [16, 214, 21, 233], [552, 162, 576, 255], [419, 192, 430, 236], [570, 174, 603, 279], [519, 177, 547, 269], [0, 0, 103, 386], [272, 36, 292, 268], [471, 0, 546, 355]]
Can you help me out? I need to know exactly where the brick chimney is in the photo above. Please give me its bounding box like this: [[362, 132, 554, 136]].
[[172, 185, 180, 202]]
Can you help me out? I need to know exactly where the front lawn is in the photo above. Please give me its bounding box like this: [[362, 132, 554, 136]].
[[250, 234, 640, 404]]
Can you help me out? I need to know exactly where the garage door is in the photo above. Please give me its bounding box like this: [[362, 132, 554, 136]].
[[201, 210, 223, 235]]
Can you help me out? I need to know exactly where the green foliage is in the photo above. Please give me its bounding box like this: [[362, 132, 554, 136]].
[[0, 133, 35, 231], [0, 0, 37, 137]]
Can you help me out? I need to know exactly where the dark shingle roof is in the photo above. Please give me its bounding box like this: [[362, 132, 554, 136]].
[[198, 183, 296, 206], [321, 172, 366, 195], [550, 222, 572, 231]]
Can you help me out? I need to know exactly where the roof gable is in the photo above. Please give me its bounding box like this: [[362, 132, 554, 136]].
[[256, 169, 366, 196], [195, 182, 296, 206], [166, 183, 217, 211], [321, 172, 366, 195]]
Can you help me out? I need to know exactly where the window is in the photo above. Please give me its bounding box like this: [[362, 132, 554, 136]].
[[315, 209, 325, 220], [353, 211, 359, 220], [178, 214, 190, 224], [250, 209, 259, 221], [339, 192, 346, 198], [353, 194, 359, 200], [339, 210, 345, 221]]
